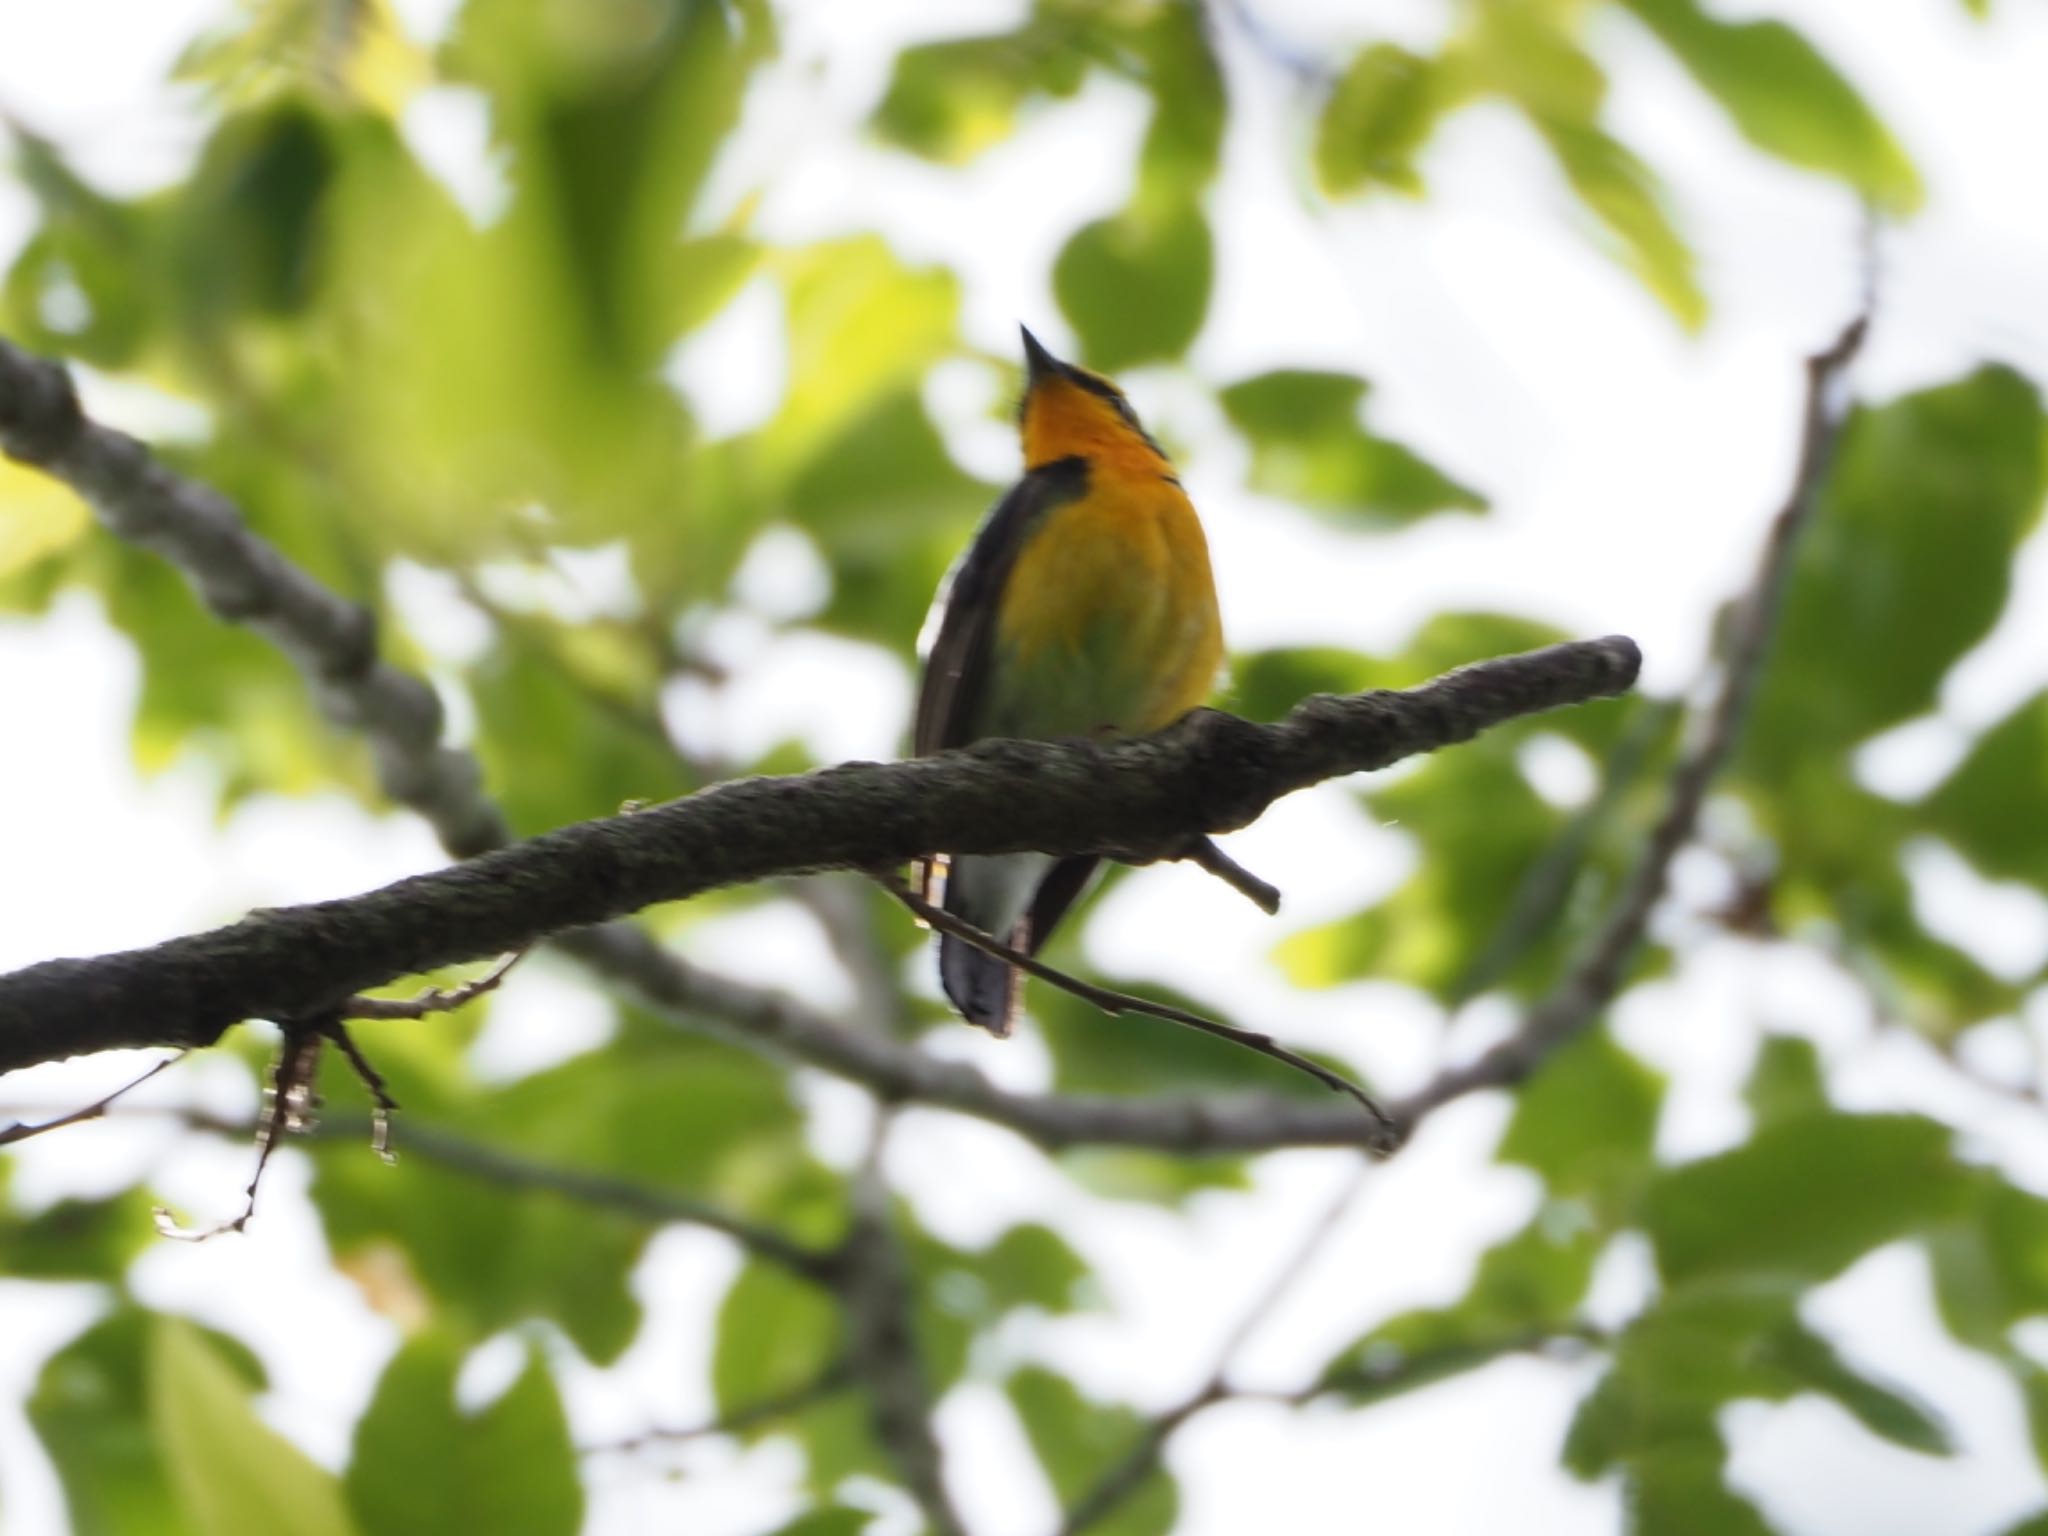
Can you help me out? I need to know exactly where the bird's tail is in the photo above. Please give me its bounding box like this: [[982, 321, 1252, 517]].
[[937, 852, 1048, 1036], [939, 930, 1019, 1037]]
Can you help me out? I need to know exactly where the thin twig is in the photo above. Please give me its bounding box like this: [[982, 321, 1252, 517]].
[[20, 1099, 839, 1278], [1179, 836, 1282, 915], [1054, 1160, 1369, 1536], [0, 1052, 185, 1146], [342, 949, 527, 1021], [875, 875, 1391, 1134], [590, 1360, 856, 1456], [1390, 292, 1875, 1126]]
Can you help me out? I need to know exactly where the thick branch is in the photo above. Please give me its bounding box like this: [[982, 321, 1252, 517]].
[[0, 635, 1638, 1075], [0, 336, 506, 857]]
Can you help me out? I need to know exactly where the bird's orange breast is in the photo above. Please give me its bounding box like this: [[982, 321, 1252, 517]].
[[991, 467, 1222, 739]]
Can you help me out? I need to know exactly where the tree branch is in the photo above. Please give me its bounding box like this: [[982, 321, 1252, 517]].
[[1389, 300, 1872, 1126], [0, 634, 1638, 1076], [837, 1118, 968, 1536], [50, 1102, 839, 1279]]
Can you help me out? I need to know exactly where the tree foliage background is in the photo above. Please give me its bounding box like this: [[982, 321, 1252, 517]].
[[2, 1, 2047, 1533]]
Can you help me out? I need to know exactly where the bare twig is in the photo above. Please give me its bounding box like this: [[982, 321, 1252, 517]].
[[562, 920, 1403, 1154], [876, 875, 1391, 1132], [0, 1052, 185, 1146], [22, 1098, 840, 1278], [1179, 835, 1282, 915], [590, 1360, 856, 1456], [1054, 1161, 1368, 1536], [342, 950, 526, 1021], [1390, 298, 1874, 1126]]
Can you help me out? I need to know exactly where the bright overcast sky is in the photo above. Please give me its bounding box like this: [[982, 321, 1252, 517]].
[[3, 1, 2048, 1533]]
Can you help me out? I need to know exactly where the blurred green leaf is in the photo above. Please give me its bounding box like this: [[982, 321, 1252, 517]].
[[176, 0, 426, 112], [1748, 368, 2047, 773], [346, 1331, 580, 1536], [1926, 692, 2048, 891], [1272, 614, 1642, 1000], [469, 620, 685, 833], [873, 13, 1088, 163], [1321, 1219, 1599, 1401], [713, 1260, 841, 1413], [1929, 1180, 2048, 1348], [1621, 0, 1921, 212], [1618, 1442, 1775, 1536], [1534, 115, 1704, 330], [1760, 1320, 1951, 1455], [0, 1186, 157, 1282], [912, 1216, 1093, 1391], [168, 101, 338, 327], [1743, 1034, 1830, 1128], [1007, 1366, 1177, 1536], [150, 1317, 360, 1536], [1644, 1113, 1969, 1286], [29, 1308, 253, 1536], [311, 1032, 811, 1362], [1218, 370, 1485, 525], [1054, 198, 1212, 372], [1317, 45, 1454, 197], [1499, 1029, 1663, 1215]]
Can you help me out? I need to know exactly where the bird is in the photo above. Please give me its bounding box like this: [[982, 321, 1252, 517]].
[[912, 326, 1223, 1035]]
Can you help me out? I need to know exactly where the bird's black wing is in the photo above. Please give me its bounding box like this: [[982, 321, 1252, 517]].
[[913, 455, 1089, 756]]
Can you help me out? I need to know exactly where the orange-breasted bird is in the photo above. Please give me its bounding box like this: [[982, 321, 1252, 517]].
[[913, 327, 1223, 1034]]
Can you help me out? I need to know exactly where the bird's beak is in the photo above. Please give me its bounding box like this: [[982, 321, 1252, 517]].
[[1019, 324, 1058, 381]]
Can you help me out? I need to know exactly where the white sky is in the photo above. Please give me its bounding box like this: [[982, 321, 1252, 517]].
[[3, 1, 2048, 1534]]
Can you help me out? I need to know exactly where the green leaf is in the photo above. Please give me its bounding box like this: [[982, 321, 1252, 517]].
[[1316, 45, 1453, 197], [1320, 1220, 1600, 1402], [1644, 1113, 1970, 1286], [166, 102, 338, 326], [1928, 1180, 2048, 1348], [1217, 370, 1485, 525], [1006, 1366, 1177, 1536], [1760, 1321, 1951, 1456], [149, 1318, 360, 1536], [1748, 368, 2047, 773], [1532, 114, 1704, 330], [1926, 692, 2048, 891], [1499, 1030, 1663, 1214], [712, 1260, 842, 1413], [1621, 1441, 1775, 1536], [873, 19, 1088, 163], [29, 1308, 245, 1536], [1053, 198, 1212, 372], [346, 1332, 580, 1536], [1743, 1034, 1829, 1128], [1621, 0, 1921, 212], [911, 1218, 1094, 1392], [0, 1186, 158, 1282]]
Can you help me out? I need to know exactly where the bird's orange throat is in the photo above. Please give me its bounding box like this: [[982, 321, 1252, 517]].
[[1021, 378, 1170, 476]]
